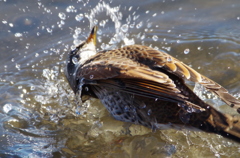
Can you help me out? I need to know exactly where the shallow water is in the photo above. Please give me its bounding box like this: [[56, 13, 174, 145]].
[[1, 0, 240, 157]]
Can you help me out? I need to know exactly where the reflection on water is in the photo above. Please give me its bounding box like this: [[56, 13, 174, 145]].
[[1, 0, 240, 157]]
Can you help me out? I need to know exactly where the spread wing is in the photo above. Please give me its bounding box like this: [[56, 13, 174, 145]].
[[77, 57, 205, 112], [76, 45, 240, 113], [142, 46, 240, 113]]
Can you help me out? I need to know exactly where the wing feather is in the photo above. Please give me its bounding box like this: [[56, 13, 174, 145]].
[[78, 57, 205, 112], [76, 45, 239, 113], [145, 47, 240, 113]]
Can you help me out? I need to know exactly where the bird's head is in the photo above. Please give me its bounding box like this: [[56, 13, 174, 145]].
[[66, 26, 97, 93]]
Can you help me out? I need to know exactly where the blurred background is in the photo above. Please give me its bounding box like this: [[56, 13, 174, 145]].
[[0, 0, 240, 157]]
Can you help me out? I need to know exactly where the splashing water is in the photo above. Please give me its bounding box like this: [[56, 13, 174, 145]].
[[193, 82, 227, 113], [88, 2, 121, 30], [2, 0, 240, 157], [33, 2, 145, 121], [72, 2, 137, 50]]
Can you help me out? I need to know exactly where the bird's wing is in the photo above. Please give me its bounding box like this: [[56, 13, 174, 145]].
[[145, 48, 240, 113], [77, 58, 205, 112]]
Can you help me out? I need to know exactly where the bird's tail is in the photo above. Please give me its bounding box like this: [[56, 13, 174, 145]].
[[191, 107, 240, 142]]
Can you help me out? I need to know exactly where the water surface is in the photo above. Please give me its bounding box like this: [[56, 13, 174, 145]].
[[1, 0, 240, 157]]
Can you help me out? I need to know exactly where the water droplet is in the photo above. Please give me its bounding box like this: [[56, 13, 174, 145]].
[[58, 12, 66, 20], [46, 28, 52, 33], [128, 6, 132, 11], [147, 23, 152, 28], [75, 28, 81, 34], [60, 20, 65, 25], [72, 56, 78, 64], [167, 57, 172, 62], [73, 39, 82, 46], [147, 109, 152, 115], [123, 37, 135, 45], [121, 24, 128, 33], [43, 50, 48, 54], [30, 86, 35, 90], [186, 107, 193, 113], [140, 34, 145, 40], [9, 23, 14, 27], [44, 8, 51, 13], [15, 64, 21, 70], [197, 47, 202, 50], [184, 48, 190, 54], [136, 21, 143, 29], [126, 15, 131, 24], [15, 33, 22, 37], [22, 89, 27, 94], [152, 13, 157, 17], [98, 29, 102, 35], [152, 35, 158, 41], [93, 19, 98, 25], [89, 75, 94, 79], [99, 20, 106, 27], [66, 6, 76, 12], [155, 98, 158, 101], [109, 37, 117, 44], [3, 104, 12, 113], [73, 34, 78, 39], [2, 20, 7, 24], [75, 14, 84, 22], [85, 87, 89, 91]]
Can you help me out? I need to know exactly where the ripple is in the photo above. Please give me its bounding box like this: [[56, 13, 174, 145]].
[[1, 0, 240, 157]]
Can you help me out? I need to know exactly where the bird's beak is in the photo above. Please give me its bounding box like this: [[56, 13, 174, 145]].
[[86, 25, 97, 46]]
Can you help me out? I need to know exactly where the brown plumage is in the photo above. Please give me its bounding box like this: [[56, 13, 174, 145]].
[[66, 26, 240, 142]]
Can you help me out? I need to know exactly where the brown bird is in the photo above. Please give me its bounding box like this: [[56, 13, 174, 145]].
[[66, 26, 240, 142]]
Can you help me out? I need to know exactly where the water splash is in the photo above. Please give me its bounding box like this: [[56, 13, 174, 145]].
[[32, 66, 77, 121], [184, 48, 190, 54], [3, 103, 12, 113], [3, 0, 240, 157], [72, 2, 137, 49], [193, 82, 223, 109]]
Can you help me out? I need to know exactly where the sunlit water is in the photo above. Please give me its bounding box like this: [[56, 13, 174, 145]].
[[1, 0, 240, 157]]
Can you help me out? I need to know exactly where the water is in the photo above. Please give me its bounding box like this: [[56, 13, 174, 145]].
[[1, 0, 240, 157]]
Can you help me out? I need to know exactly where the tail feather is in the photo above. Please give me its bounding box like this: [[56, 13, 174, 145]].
[[195, 108, 240, 142]]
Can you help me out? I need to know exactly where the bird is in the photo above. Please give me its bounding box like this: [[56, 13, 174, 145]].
[[65, 25, 240, 142]]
